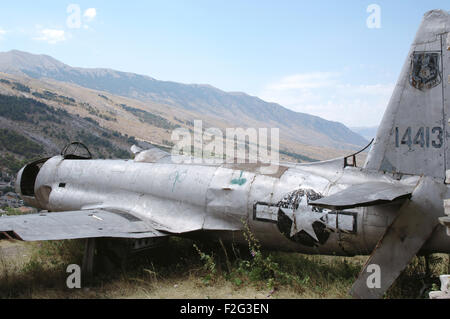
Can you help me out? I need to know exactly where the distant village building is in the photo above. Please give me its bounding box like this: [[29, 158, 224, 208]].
[[0, 181, 9, 188], [0, 196, 21, 208], [0, 171, 25, 210], [5, 192, 18, 199]]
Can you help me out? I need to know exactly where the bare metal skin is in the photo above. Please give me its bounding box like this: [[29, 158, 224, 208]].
[[17, 154, 450, 256]]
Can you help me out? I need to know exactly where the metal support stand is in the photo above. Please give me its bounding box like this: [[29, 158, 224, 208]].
[[81, 238, 96, 286], [350, 177, 444, 299]]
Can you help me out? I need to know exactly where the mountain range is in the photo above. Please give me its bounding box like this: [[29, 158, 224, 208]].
[[0, 50, 367, 151], [350, 126, 379, 141]]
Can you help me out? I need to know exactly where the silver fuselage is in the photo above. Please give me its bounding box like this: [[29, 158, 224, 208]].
[[16, 155, 450, 256]]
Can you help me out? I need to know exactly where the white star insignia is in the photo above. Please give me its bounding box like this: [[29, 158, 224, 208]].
[[280, 196, 326, 241]]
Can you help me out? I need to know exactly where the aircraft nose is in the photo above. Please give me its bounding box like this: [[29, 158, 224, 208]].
[[13, 157, 51, 209], [15, 166, 26, 198]]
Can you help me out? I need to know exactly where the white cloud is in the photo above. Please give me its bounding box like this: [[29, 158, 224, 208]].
[[0, 28, 7, 39], [266, 72, 340, 90], [34, 28, 66, 44], [84, 8, 97, 21], [259, 72, 394, 127]]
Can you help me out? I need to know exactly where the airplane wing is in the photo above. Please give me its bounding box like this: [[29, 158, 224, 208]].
[[0, 209, 166, 241], [309, 182, 415, 210]]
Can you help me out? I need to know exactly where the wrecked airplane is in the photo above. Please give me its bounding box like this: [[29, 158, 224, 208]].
[[1, 9, 450, 298]]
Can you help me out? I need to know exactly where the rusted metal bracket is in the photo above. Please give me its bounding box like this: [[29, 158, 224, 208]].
[[344, 139, 374, 168]]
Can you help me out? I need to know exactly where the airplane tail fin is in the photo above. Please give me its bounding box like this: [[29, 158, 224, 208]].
[[365, 10, 450, 181]]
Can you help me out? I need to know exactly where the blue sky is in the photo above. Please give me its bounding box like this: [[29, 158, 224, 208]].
[[0, 1, 449, 126]]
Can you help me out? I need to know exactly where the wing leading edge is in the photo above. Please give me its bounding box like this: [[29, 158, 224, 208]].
[[0, 209, 166, 241]]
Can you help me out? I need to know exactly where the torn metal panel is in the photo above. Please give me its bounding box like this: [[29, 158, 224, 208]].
[[309, 182, 415, 210]]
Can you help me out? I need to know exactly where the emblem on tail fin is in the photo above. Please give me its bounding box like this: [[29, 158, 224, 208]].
[[409, 52, 441, 90]]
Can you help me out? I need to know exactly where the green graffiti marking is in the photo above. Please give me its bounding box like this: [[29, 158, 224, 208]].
[[172, 171, 180, 192], [171, 170, 187, 192], [231, 171, 247, 186]]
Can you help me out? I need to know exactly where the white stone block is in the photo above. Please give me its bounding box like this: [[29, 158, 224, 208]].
[[429, 275, 450, 299], [441, 275, 450, 293]]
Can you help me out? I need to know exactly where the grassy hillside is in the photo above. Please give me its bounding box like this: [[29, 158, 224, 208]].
[[0, 89, 321, 176], [0, 73, 361, 173], [0, 92, 134, 174]]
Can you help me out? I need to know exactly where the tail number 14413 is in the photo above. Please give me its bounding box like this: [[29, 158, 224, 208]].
[[395, 126, 443, 149]]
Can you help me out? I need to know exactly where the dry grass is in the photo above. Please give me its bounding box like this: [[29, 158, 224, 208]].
[[0, 238, 448, 299]]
